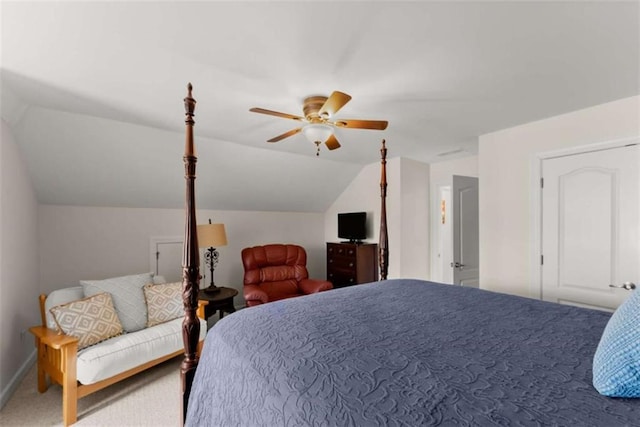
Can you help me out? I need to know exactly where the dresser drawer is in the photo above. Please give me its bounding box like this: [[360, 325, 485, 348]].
[[327, 270, 357, 287], [327, 256, 356, 270], [327, 244, 357, 259], [326, 242, 378, 289]]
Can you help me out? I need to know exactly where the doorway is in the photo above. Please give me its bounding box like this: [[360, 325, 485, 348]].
[[452, 175, 479, 287], [434, 175, 479, 286], [439, 186, 453, 283], [149, 236, 183, 283]]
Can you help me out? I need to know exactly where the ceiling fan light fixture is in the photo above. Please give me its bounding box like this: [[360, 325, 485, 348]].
[[302, 124, 333, 144], [250, 91, 387, 151]]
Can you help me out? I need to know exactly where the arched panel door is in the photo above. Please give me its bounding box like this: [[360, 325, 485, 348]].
[[542, 144, 639, 311]]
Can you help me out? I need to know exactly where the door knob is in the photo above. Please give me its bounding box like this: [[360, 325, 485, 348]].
[[609, 282, 636, 291], [450, 262, 465, 269]]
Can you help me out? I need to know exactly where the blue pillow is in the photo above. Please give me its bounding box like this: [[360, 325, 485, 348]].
[[592, 289, 640, 397]]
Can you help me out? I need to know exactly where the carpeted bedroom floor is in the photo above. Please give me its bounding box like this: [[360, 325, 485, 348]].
[[0, 356, 183, 426]]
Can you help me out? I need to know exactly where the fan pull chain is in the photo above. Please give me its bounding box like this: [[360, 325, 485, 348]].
[[315, 141, 321, 156]]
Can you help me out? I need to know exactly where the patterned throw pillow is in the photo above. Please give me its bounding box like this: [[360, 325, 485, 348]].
[[592, 289, 640, 397], [50, 292, 123, 350], [144, 282, 184, 327], [81, 272, 154, 333]]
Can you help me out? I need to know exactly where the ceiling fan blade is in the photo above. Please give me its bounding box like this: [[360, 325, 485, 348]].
[[318, 91, 352, 118], [250, 107, 304, 121], [325, 134, 341, 150], [267, 127, 302, 142], [333, 119, 388, 130]]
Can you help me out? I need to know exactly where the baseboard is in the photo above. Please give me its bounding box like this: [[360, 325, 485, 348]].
[[0, 349, 36, 410]]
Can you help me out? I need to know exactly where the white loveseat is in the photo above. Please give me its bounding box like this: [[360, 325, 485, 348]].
[[29, 273, 207, 426]]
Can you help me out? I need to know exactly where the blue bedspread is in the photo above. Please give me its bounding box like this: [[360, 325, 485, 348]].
[[186, 279, 639, 426]]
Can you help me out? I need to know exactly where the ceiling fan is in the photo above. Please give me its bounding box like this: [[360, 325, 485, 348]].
[[249, 91, 388, 156]]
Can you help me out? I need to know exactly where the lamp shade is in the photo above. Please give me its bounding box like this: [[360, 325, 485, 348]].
[[302, 124, 333, 144], [197, 223, 227, 248]]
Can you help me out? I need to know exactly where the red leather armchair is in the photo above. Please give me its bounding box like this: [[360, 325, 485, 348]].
[[242, 244, 333, 307]]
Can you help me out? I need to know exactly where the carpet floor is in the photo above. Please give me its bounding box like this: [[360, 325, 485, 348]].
[[0, 356, 184, 426]]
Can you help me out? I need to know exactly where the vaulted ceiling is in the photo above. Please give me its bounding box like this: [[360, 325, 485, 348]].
[[2, 1, 638, 212]]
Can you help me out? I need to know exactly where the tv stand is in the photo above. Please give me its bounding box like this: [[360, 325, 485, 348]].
[[326, 242, 378, 288]]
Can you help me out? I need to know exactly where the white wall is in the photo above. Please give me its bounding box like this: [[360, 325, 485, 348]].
[[429, 156, 478, 282], [13, 105, 362, 213], [399, 158, 430, 279], [430, 156, 479, 191], [325, 157, 400, 278], [0, 120, 39, 408], [39, 206, 325, 304], [479, 95, 640, 297], [325, 156, 430, 280]]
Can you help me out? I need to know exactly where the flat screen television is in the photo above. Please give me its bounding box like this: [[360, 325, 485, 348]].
[[338, 212, 367, 243]]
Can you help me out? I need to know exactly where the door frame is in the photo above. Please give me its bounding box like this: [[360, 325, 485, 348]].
[[530, 136, 639, 300], [438, 185, 453, 284]]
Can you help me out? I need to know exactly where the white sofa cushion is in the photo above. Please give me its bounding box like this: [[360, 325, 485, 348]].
[[76, 317, 206, 385], [153, 275, 167, 285], [81, 272, 154, 333], [45, 286, 85, 330]]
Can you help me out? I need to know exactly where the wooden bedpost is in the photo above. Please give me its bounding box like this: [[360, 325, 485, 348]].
[[181, 83, 201, 424], [379, 139, 389, 280]]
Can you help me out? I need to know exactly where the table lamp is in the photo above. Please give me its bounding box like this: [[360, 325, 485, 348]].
[[197, 219, 228, 294]]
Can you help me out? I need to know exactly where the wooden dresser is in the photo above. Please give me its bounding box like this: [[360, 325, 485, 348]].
[[326, 242, 378, 288]]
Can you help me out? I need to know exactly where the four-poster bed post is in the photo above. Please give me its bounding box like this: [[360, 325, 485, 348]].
[[379, 139, 389, 280], [179, 88, 390, 421], [180, 83, 201, 423]]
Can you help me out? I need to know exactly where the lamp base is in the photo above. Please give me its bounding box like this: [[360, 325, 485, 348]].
[[204, 284, 221, 294]]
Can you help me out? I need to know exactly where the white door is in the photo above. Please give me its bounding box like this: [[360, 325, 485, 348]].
[[150, 238, 184, 283], [541, 144, 639, 311], [452, 175, 479, 287]]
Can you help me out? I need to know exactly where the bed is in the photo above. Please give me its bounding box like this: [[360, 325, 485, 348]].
[[185, 279, 638, 425], [178, 86, 638, 425]]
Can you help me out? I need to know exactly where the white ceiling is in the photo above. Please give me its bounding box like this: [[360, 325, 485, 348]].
[[1, 1, 638, 212]]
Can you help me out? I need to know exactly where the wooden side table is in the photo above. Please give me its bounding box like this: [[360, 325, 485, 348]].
[[198, 287, 238, 324]]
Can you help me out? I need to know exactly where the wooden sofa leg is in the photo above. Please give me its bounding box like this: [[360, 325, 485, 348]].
[[61, 345, 78, 426], [35, 340, 48, 393]]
